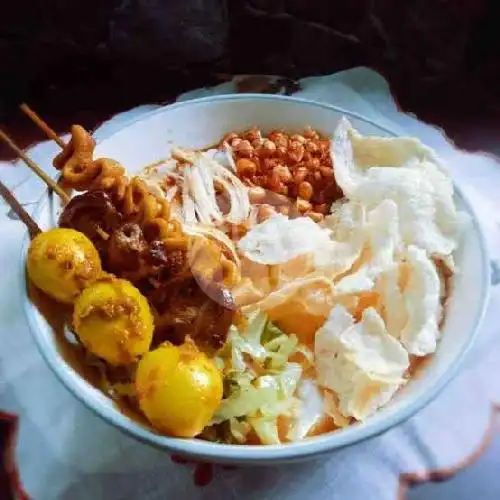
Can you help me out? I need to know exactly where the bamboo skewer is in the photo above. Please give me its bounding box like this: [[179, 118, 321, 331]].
[[0, 128, 70, 203], [0, 106, 72, 238], [0, 180, 41, 239], [20, 103, 66, 149], [19, 104, 71, 203]]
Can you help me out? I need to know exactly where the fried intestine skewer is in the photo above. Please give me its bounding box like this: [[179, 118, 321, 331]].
[[14, 104, 240, 350], [52, 125, 240, 288]]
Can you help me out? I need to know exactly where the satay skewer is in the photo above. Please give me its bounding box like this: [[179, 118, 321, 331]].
[[0, 180, 41, 239], [19, 104, 74, 202], [0, 128, 70, 203], [20, 103, 66, 149]]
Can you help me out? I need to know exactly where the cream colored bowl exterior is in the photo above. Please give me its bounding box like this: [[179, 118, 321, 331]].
[[21, 95, 490, 464]]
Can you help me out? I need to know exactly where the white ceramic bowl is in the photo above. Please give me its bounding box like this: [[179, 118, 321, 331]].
[[21, 95, 490, 464]]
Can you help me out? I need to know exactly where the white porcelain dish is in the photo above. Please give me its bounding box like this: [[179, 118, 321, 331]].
[[20, 95, 490, 464]]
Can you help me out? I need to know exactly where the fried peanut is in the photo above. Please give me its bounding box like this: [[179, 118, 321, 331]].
[[236, 158, 257, 178], [233, 139, 253, 157], [287, 141, 305, 163], [296, 197, 312, 213], [305, 141, 319, 154], [248, 186, 267, 204], [268, 131, 289, 148], [294, 167, 309, 184], [291, 134, 306, 144], [243, 127, 261, 143], [298, 181, 313, 201], [259, 139, 277, 157], [223, 132, 239, 145], [273, 165, 293, 184], [303, 126, 319, 140], [227, 126, 342, 219]]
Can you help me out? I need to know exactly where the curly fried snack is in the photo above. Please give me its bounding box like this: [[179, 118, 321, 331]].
[[55, 126, 193, 271]]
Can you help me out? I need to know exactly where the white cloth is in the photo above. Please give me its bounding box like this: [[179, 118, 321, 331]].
[[1, 68, 500, 500]]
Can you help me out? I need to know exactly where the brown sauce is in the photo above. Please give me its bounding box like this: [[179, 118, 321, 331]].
[[27, 280, 151, 429], [28, 281, 99, 386]]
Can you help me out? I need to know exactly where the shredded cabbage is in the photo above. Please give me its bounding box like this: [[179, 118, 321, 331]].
[[264, 334, 299, 369], [229, 418, 251, 443], [262, 321, 285, 344], [223, 310, 269, 371], [247, 416, 280, 445], [213, 311, 308, 444], [213, 380, 279, 423]]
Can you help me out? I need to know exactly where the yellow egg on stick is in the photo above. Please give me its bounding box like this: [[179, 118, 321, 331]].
[[27, 228, 102, 304], [73, 278, 154, 366], [135, 339, 223, 438]]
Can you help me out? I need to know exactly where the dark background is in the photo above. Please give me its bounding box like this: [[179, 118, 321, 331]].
[[1, 0, 499, 155]]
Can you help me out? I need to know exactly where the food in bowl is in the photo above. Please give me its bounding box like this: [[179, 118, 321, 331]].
[[25, 116, 467, 444], [27, 228, 102, 304]]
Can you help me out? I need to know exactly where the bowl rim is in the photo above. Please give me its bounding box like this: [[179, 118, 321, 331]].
[[20, 93, 491, 463]]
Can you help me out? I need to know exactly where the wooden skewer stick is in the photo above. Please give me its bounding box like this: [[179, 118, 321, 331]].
[[20, 103, 66, 149], [0, 180, 41, 240], [0, 128, 70, 203], [19, 104, 70, 199]]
